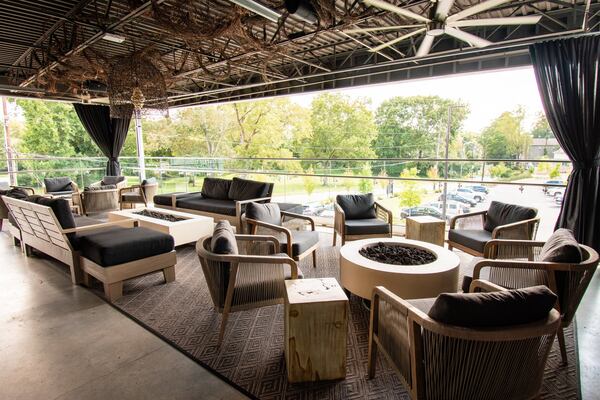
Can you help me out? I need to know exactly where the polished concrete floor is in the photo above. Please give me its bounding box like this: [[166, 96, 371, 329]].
[[0, 228, 598, 400]]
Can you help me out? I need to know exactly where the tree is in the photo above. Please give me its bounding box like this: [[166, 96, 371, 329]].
[[303, 93, 376, 162], [549, 164, 561, 179], [358, 163, 374, 194], [373, 96, 468, 177], [174, 106, 234, 157], [302, 168, 318, 198], [530, 112, 554, 139], [341, 168, 355, 193], [479, 108, 531, 160], [398, 167, 422, 207]]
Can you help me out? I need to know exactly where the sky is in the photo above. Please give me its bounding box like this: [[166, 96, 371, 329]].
[[289, 66, 545, 133]]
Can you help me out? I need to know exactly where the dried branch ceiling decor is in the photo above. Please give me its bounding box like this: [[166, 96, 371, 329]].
[[0, 0, 599, 107]]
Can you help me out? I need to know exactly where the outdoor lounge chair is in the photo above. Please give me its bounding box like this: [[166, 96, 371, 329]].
[[368, 283, 560, 400], [196, 220, 301, 344], [43, 177, 79, 198], [0, 186, 34, 232], [119, 177, 159, 209], [333, 193, 393, 246], [244, 202, 319, 268], [76, 185, 120, 215], [2, 196, 176, 301], [448, 201, 539, 257], [468, 230, 599, 364]]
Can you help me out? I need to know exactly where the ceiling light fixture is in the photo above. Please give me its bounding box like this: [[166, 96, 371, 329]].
[[101, 32, 126, 44], [229, 0, 281, 23]]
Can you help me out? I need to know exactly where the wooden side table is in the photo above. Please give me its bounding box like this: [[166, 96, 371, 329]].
[[405, 216, 445, 246], [284, 278, 348, 383]]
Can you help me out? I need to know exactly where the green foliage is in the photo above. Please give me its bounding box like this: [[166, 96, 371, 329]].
[[398, 168, 422, 207], [479, 108, 531, 159], [489, 162, 511, 178], [373, 96, 468, 176], [302, 168, 318, 197], [549, 164, 561, 179], [341, 168, 355, 193], [358, 163, 374, 193], [303, 93, 376, 160], [530, 112, 553, 138]]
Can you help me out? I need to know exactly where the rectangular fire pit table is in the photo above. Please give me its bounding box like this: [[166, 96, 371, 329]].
[[108, 208, 213, 246], [284, 278, 348, 383]]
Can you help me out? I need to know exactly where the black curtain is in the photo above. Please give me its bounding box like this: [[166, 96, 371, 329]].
[[73, 104, 132, 176], [530, 35, 600, 252]]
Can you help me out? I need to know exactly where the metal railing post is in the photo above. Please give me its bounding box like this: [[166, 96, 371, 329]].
[[135, 109, 146, 181]]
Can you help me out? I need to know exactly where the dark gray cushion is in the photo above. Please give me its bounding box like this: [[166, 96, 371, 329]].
[[153, 192, 196, 206], [211, 220, 238, 255], [101, 176, 125, 186], [201, 177, 232, 200], [26, 195, 75, 232], [540, 228, 582, 263], [84, 184, 117, 191], [280, 230, 319, 256], [484, 201, 537, 232], [428, 285, 557, 327], [448, 229, 492, 254], [0, 187, 30, 200], [46, 191, 75, 197], [336, 194, 376, 220], [246, 202, 281, 226], [228, 177, 272, 201], [44, 177, 73, 193], [141, 177, 157, 186], [77, 227, 174, 267], [178, 197, 237, 216], [344, 218, 390, 235], [276, 202, 304, 214]]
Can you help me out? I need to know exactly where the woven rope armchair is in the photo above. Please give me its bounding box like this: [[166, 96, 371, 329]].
[[119, 181, 159, 209], [333, 194, 393, 246], [368, 284, 560, 400], [472, 239, 599, 363], [196, 234, 300, 344]]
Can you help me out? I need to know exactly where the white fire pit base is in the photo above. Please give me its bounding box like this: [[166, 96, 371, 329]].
[[339, 238, 459, 300]]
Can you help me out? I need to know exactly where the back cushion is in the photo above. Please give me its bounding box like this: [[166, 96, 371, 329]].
[[26, 195, 76, 233], [201, 177, 232, 200], [228, 177, 271, 201], [246, 202, 281, 226], [101, 176, 125, 186], [44, 177, 72, 192], [540, 228, 582, 263], [2, 188, 30, 200], [428, 285, 557, 327], [211, 220, 238, 255], [484, 201, 537, 232], [336, 193, 376, 220], [84, 185, 117, 191]]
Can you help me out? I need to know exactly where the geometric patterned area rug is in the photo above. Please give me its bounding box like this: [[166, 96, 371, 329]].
[[103, 235, 580, 400]]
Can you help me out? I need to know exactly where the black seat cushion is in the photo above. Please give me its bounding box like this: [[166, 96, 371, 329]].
[[448, 229, 492, 254], [228, 177, 272, 201], [201, 177, 232, 200], [540, 228, 582, 263], [0, 187, 30, 200], [44, 177, 73, 193], [280, 230, 319, 256], [211, 220, 238, 255], [336, 193, 377, 220], [483, 201, 537, 232], [73, 215, 102, 227], [153, 192, 194, 206], [246, 202, 281, 226], [47, 191, 76, 197], [84, 185, 116, 191], [344, 218, 390, 235], [178, 197, 238, 216], [428, 285, 557, 327], [101, 176, 125, 186], [78, 227, 174, 267]]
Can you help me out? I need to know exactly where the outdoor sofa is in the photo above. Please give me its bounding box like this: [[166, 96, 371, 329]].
[[3, 195, 176, 301], [154, 177, 274, 232]]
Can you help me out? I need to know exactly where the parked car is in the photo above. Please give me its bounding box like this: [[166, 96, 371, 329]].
[[467, 184, 489, 194], [555, 191, 564, 205], [456, 187, 485, 202], [439, 192, 477, 207], [543, 179, 566, 194], [426, 201, 470, 220], [400, 206, 443, 220], [547, 186, 565, 198]]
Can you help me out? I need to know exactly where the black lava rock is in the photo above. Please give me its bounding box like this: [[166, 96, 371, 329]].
[[358, 242, 436, 265]]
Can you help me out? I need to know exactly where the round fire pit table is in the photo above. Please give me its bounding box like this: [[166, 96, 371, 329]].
[[339, 238, 459, 300]]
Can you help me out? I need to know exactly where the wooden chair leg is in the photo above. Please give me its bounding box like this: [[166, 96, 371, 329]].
[[557, 327, 568, 364], [0, 219, 3, 231], [25, 244, 33, 257], [82, 272, 92, 287], [103, 281, 123, 302], [312, 250, 317, 268], [367, 338, 378, 379], [332, 231, 337, 246], [163, 266, 175, 283]]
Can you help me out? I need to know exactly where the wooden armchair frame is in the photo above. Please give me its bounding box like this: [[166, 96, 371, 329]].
[[118, 182, 159, 209], [1, 185, 35, 233], [448, 209, 540, 256], [368, 285, 560, 400], [2, 196, 176, 301], [333, 201, 393, 246], [196, 234, 299, 344], [472, 239, 599, 364], [43, 180, 79, 196], [245, 210, 319, 268]]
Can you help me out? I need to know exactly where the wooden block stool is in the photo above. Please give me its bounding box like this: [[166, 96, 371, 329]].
[[405, 216, 445, 247], [284, 277, 348, 383]]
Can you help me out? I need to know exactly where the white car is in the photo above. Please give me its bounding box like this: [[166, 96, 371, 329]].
[[426, 201, 470, 220], [547, 187, 565, 198], [455, 187, 486, 202]]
